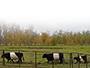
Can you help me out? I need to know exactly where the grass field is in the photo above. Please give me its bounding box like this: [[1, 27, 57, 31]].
[[0, 45, 90, 68]]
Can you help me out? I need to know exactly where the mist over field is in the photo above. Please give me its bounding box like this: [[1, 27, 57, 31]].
[[0, 0, 90, 34], [0, 0, 90, 46]]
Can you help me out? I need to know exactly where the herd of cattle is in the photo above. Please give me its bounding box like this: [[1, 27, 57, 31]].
[[1, 52, 87, 64]]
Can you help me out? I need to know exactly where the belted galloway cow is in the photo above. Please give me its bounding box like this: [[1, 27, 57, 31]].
[[42, 53, 64, 64], [1, 52, 24, 63], [74, 55, 87, 63]]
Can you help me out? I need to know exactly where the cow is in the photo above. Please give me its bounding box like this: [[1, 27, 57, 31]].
[[74, 55, 87, 64], [42, 53, 64, 64], [1, 52, 24, 63]]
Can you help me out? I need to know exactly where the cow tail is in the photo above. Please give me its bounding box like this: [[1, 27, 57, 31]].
[[22, 56, 25, 61]]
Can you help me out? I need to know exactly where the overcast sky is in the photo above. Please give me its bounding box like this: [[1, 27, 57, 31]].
[[0, 0, 90, 33]]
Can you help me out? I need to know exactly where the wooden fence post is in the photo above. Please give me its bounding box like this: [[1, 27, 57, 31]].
[[35, 51, 37, 68], [19, 50, 20, 68], [3, 50, 5, 65], [86, 55, 88, 68], [78, 53, 80, 68], [70, 53, 73, 68], [52, 60, 54, 68]]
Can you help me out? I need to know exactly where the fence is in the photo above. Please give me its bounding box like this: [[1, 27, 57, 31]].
[[0, 50, 90, 68]]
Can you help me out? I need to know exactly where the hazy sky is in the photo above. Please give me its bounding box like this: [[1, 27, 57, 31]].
[[0, 0, 90, 33]]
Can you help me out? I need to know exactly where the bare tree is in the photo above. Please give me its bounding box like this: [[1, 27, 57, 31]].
[[7, 23, 21, 46], [0, 22, 3, 45], [2, 23, 9, 46]]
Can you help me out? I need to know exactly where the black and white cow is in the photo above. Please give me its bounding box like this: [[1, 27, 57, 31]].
[[42, 53, 64, 64], [74, 55, 87, 63], [1, 52, 24, 63]]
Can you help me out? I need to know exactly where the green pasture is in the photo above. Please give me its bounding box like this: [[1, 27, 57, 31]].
[[0, 45, 90, 68]]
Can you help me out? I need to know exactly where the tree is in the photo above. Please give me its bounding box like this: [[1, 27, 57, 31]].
[[41, 33, 49, 45], [35, 34, 42, 45], [51, 35, 58, 45], [7, 31, 13, 46], [57, 30, 63, 44], [0, 22, 3, 45], [74, 32, 81, 45], [7, 23, 21, 46], [66, 35, 75, 45], [2, 23, 9, 46], [45, 36, 52, 45], [27, 25, 37, 46]]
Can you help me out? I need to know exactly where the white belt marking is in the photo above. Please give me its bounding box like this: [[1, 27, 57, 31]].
[[53, 53, 59, 60], [10, 52, 18, 60]]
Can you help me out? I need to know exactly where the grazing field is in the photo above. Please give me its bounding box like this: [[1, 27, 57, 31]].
[[0, 45, 90, 68]]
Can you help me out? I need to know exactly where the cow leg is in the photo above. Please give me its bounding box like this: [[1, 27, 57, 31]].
[[17, 60, 19, 63], [17, 58, 22, 63], [47, 60, 49, 63], [19, 58, 22, 63], [7, 59, 10, 63], [84, 59, 87, 63], [11, 59, 14, 63], [5, 58, 10, 63], [17, 60, 22, 63], [75, 60, 78, 64], [79, 61, 81, 63], [7, 60, 9, 63], [60, 59, 63, 64], [84, 60, 86, 63], [9, 59, 14, 63], [84, 61, 86, 63], [20, 59, 22, 63]]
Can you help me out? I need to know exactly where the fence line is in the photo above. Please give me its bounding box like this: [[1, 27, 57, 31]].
[[0, 50, 90, 68]]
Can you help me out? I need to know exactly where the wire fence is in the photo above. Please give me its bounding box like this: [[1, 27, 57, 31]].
[[0, 50, 90, 68]]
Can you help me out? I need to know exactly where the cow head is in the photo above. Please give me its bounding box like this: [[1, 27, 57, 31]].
[[74, 57, 78, 60], [42, 54, 47, 58], [1, 54, 5, 58]]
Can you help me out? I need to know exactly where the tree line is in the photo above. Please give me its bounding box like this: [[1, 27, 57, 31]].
[[0, 22, 90, 46]]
